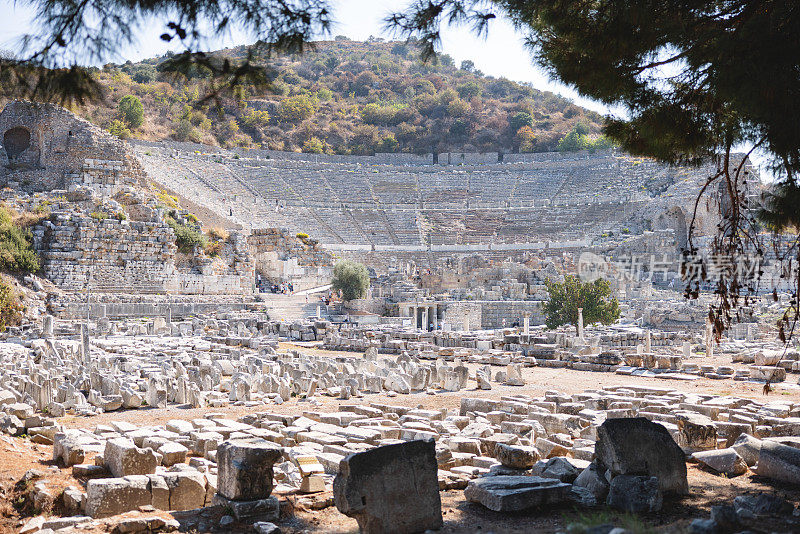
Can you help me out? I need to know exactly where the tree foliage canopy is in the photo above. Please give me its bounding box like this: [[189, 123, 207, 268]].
[[118, 95, 144, 128], [390, 1, 800, 172], [1, 0, 333, 105], [332, 260, 370, 301], [542, 275, 620, 331]]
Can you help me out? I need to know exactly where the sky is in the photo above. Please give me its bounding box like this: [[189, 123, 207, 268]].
[[0, 0, 772, 177], [0, 0, 611, 116]]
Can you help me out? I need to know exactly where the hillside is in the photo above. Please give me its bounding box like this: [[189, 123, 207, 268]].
[[60, 37, 606, 155]]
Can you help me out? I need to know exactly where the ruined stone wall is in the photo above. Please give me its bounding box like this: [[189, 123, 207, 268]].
[[479, 300, 545, 329], [441, 302, 482, 330], [0, 101, 146, 194], [438, 152, 499, 165], [33, 214, 176, 293], [33, 214, 255, 295], [247, 228, 333, 288]]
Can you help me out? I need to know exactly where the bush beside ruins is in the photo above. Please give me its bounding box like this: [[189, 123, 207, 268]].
[[165, 215, 206, 253], [332, 260, 370, 301], [543, 275, 620, 331], [0, 206, 39, 274]]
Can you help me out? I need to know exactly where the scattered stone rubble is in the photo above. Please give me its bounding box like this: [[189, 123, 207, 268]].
[[6, 367, 800, 532]]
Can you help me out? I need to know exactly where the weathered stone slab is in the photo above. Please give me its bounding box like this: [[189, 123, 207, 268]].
[[732, 433, 762, 467], [676, 412, 717, 451], [754, 440, 800, 484], [464, 476, 571, 512], [213, 494, 281, 521], [217, 438, 283, 501], [494, 443, 539, 469], [85, 475, 152, 518], [104, 438, 158, 478], [334, 440, 442, 534], [606, 475, 662, 512], [595, 417, 688, 495], [693, 448, 748, 477]]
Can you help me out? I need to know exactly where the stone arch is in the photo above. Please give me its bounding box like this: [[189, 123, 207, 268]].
[[3, 127, 31, 160]]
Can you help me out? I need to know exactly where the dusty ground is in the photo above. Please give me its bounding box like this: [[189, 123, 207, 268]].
[[3, 342, 799, 533], [60, 342, 800, 430]]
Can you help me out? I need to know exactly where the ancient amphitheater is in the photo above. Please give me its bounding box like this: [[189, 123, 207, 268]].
[[133, 141, 728, 254], [0, 101, 797, 534]]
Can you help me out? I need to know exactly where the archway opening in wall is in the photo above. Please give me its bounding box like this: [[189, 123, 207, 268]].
[[3, 127, 31, 160]]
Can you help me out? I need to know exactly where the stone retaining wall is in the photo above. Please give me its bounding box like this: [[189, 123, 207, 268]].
[[33, 215, 176, 293]]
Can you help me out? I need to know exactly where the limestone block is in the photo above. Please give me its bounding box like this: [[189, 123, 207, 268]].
[[676, 412, 718, 452], [164, 470, 207, 511], [753, 440, 800, 484], [595, 417, 688, 495], [494, 443, 539, 469], [692, 448, 748, 477], [731, 434, 762, 467], [464, 476, 570, 512], [217, 438, 283, 501], [85, 475, 152, 518], [104, 437, 158, 477], [606, 475, 662, 513], [334, 440, 442, 534], [212, 494, 280, 521], [147, 474, 170, 510], [158, 442, 189, 466], [573, 463, 609, 504]]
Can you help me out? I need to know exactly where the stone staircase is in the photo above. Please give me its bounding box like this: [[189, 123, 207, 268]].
[[260, 293, 329, 322]]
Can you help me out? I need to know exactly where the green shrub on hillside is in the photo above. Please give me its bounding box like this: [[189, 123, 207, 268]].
[[108, 119, 131, 139], [118, 95, 144, 128], [278, 95, 315, 123], [302, 137, 325, 154], [0, 208, 39, 273], [0, 279, 23, 332], [166, 216, 207, 253]]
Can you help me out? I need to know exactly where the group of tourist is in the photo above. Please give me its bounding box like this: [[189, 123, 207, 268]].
[[255, 273, 294, 294]]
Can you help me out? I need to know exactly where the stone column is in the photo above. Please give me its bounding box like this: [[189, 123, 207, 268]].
[[682, 341, 691, 359], [80, 323, 90, 362], [414, 307, 419, 330], [523, 313, 530, 336], [746, 324, 754, 342], [166, 307, 172, 325], [577, 308, 584, 340], [431, 305, 438, 330], [705, 320, 714, 358], [645, 331, 652, 353], [43, 315, 53, 338], [463, 316, 470, 332], [421, 308, 428, 331]]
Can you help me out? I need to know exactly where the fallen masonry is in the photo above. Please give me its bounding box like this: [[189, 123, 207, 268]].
[[0, 89, 796, 534], [1, 361, 797, 533]]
